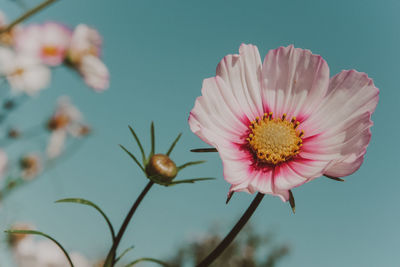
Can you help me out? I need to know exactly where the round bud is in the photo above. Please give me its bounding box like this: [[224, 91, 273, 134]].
[[146, 154, 178, 183]]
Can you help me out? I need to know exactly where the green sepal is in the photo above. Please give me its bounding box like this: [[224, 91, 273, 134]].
[[165, 177, 215, 186], [177, 160, 206, 171], [166, 133, 182, 156], [120, 144, 146, 174], [128, 126, 146, 165]]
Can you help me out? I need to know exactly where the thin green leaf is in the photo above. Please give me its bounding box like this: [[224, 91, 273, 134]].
[[177, 160, 206, 171], [289, 190, 295, 214], [125, 257, 170, 267], [129, 126, 146, 164], [120, 145, 146, 173], [150, 122, 155, 158], [115, 246, 134, 264], [324, 175, 345, 182], [167, 177, 215, 186], [5, 230, 74, 267], [166, 133, 182, 156], [190, 148, 218, 152], [55, 198, 115, 241]]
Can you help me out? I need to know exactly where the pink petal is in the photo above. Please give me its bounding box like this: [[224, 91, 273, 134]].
[[189, 77, 249, 147], [261, 45, 330, 121], [216, 44, 264, 121], [301, 70, 379, 177], [274, 162, 308, 191]]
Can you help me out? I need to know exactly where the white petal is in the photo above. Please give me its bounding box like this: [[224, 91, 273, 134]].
[[79, 55, 109, 91], [301, 70, 379, 177], [216, 44, 264, 121]]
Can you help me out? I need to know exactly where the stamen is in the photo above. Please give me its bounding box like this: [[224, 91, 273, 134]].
[[247, 112, 303, 165]]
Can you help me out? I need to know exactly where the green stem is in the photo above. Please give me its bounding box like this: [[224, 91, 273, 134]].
[[196, 193, 265, 267], [104, 181, 154, 266], [0, 0, 59, 34]]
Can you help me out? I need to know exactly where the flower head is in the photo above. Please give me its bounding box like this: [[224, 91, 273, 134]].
[[20, 154, 42, 180], [46, 96, 88, 158], [189, 44, 379, 201], [67, 24, 109, 91], [7, 223, 34, 247], [68, 24, 102, 64], [14, 22, 72, 66], [13, 237, 91, 267], [0, 47, 51, 95]]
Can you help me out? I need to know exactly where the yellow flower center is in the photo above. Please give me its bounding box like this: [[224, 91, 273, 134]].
[[42, 46, 59, 57], [13, 68, 24, 76], [247, 112, 304, 165]]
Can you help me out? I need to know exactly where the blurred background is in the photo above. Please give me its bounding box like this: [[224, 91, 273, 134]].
[[0, 0, 399, 266]]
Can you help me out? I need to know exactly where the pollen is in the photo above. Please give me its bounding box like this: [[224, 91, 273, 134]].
[[247, 112, 303, 165], [42, 46, 59, 57]]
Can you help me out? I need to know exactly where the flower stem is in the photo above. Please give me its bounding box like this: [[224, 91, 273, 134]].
[[104, 180, 154, 267], [196, 192, 265, 267], [0, 0, 59, 34]]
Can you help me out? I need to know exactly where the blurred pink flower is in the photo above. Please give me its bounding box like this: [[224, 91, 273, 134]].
[[79, 54, 109, 91], [0, 149, 7, 179], [14, 22, 72, 66], [0, 47, 51, 95], [46, 96, 88, 158], [67, 24, 109, 91], [7, 223, 34, 247], [13, 237, 91, 267], [189, 44, 379, 201], [68, 24, 102, 63], [20, 154, 42, 180]]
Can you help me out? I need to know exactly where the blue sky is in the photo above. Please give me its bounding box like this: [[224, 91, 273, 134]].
[[0, 0, 399, 266]]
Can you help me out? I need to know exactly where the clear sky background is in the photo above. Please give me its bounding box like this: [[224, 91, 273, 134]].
[[0, 0, 399, 266]]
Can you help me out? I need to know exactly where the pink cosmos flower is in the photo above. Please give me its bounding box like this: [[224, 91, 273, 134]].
[[20, 154, 42, 180], [67, 24, 109, 91], [189, 44, 379, 201], [14, 22, 72, 66], [46, 96, 88, 158], [0, 47, 51, 95], [13, 237, 91, 267], [68, 24, 102, 64]]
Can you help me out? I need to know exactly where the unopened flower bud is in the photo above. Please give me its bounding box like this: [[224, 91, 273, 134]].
[[146, 154, 178, 183]]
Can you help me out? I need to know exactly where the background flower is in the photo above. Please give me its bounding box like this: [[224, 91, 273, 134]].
[[0, 47, 51, 95], [14, 22, 72, 66]]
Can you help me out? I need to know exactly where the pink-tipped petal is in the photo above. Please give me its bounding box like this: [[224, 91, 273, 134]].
[[216, 44, 264, 121], [189, 76, 250, 147], [79, 55, 109, 91], [301, 70, 378, 177], [261, 45, 330, 120]]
